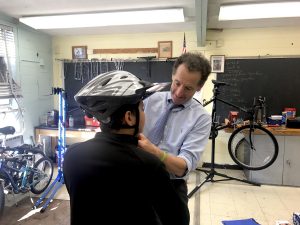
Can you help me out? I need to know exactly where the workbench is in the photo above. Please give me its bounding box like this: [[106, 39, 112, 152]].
[[35, 126, 98, 141], [34, 126, 98, 155]]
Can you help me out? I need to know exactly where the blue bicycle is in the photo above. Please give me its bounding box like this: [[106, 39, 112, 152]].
[[0, 126, 53, 218]]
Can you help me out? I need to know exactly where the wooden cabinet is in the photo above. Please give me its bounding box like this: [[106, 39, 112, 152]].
[[246, 134, 300, 186], [34, 126, 97, 157], [283, 136, 300, 186]]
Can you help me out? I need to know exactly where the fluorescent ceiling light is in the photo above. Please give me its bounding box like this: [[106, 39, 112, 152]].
[[19, 8, 184, 29], [219, 1, 300, 21]]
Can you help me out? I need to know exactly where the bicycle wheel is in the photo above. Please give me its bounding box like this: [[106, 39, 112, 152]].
[[228, 125, 278, 170], [29, 157, 53, 194], [0, 182, 4, 219]]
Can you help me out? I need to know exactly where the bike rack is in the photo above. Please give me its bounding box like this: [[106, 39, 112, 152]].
[[33, 88, 66, 212]]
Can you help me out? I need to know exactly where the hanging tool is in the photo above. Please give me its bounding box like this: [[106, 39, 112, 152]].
[[137, 56, 156, 78]]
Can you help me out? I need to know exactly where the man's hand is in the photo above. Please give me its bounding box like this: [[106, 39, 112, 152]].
[[138, 133, 187, 176], [137, 133, 159, 155]]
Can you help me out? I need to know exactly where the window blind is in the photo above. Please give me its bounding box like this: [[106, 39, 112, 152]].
[[0, 24, 24, 135], [0, 24, 21, 99]]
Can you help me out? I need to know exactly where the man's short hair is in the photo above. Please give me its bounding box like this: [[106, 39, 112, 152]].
[[172, 52, 211, 86]]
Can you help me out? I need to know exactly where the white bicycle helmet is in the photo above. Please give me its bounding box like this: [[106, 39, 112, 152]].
[[75, 70, 169, 122]]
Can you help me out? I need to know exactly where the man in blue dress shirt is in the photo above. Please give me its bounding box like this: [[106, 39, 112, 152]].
[[138, 52, 212, 216]]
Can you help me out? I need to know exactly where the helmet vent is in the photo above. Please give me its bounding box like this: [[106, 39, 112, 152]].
[[74, 70, 165, 121], [101, 78, 111, 86]]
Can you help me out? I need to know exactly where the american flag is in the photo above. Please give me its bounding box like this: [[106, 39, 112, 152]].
[[182, 33, 186, 54]]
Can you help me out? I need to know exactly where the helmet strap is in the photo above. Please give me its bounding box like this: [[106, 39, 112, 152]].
[[133, 107, 140, 136]]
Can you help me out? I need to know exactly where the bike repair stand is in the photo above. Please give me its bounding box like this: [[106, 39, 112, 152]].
[[33, 88, 66, 212], [187, 81, 260, 199]]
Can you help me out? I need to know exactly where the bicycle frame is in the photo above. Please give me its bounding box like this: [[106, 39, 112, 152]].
[[0, 154, 35, 194], [203, 80, 265, 155], [204, 96, 250, 128]]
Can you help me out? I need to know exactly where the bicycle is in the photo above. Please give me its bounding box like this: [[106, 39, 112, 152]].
[[206, 80, 278, 170], [0, 126, 54, 218], [188, 80, 279, 198]]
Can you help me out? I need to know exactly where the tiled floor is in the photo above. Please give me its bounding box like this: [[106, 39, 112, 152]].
[[2, 166, 300, 225], [187, 169, 300, 225]]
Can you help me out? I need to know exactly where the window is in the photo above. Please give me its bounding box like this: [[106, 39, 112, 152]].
[[0, 24, 23, 136], [0, 24, 16, 83]]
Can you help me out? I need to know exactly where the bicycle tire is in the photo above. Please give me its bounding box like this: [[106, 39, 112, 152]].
[[0, 182, 4, 219], [29, 157, 53, 194], [228, 125, 279, 170]]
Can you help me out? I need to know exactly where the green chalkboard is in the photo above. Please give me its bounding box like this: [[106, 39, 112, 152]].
[[216, 58, 300, 122]]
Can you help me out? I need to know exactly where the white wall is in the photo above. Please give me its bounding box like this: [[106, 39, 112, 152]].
[[18, 27, 54, 142], [0, 13, 54, 143], [52, 26, 300, 113]]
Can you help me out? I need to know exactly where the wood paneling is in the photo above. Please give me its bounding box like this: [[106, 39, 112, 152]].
[[93, 48, 158, 54]]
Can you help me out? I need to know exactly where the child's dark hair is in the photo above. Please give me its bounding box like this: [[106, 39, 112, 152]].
[[100, 103, 139, 132]]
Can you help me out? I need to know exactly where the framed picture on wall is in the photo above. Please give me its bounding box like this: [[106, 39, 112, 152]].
[[211, 55, 225, 73], [158, 41, 172, 58], [72, 46, 88, 59]]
